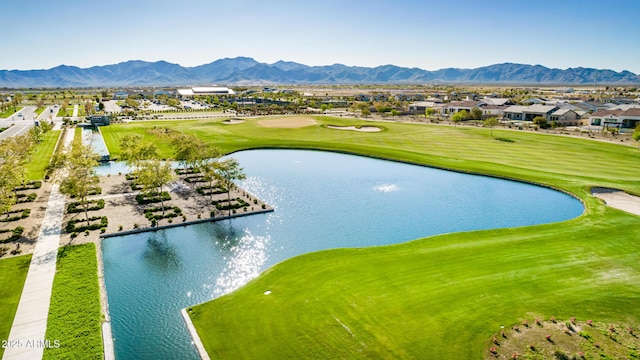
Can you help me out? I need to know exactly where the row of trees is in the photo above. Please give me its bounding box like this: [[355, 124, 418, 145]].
[[119, 132, 245, 216], [0, 123, 53, 217]]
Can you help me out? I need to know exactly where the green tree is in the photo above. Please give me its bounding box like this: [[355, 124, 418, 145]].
[[361, 107, 371, 119], [216, 158, 246, 216], [119, 134, 158, 171], [483, 117, 500, 137], [451, 110, 467, 127], [470, 107, 483, 120], [425, 108, 435, 118], [59, 139, 100, 222], [633, 124, 640, 150], [533, 116, 548, 129], [137, 159, 174, 215]]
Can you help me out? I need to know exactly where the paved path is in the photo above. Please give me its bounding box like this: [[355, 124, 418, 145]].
[[2, 129, 74, 360], [72, 105, 78, 118]]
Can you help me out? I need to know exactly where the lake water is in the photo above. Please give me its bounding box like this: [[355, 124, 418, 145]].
[[102, 149, 584, 359]]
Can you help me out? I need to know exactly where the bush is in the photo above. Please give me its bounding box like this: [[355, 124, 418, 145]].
[[144, 206, 182, 221], [65, 216, 108, 233], [16, 193, 37, 203], [130, 182, 143, 191], [196, 185, 227, 195], [13, 180, 42, 191], [66, 199, 105, 213], [135, 192, 171, 205], [0, 226, 24, 243], [212, 198, 249, 211], [0, 209, 31, 222]]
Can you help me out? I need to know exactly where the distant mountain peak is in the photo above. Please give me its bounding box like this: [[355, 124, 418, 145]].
[[0, 59, 638, 88]]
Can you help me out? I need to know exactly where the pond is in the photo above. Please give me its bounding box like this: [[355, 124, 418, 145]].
[[102, 149, 583, 359]]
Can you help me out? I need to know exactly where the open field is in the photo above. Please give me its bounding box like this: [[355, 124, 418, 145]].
[[98, 116, 640, 358], [0, 255, 32, 359], [25, 130, 60, 180], [43, 244, 103, 359]]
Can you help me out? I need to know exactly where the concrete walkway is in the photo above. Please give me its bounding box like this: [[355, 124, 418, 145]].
[[2, 129, 74, 360]]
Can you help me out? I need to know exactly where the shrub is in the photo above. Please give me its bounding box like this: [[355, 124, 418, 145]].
[[13, 180, 42, 191], [118, 225, 123, 231], [212, 198, 249, 211], [16, 193, 37, 203], [65, 216, 108, 233], [0, 226, 24, 243], [0, 209, 31, 222], [196, 185, 227, 195], [130, 183, 143, 191], [66, 199, 105, 213], [261, 204, 266, 209], [144, 206, 182, 221], [135, 192, 171, 205]]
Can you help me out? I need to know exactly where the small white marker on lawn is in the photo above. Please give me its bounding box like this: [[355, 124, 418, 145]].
[[264, 290, 271, 295]]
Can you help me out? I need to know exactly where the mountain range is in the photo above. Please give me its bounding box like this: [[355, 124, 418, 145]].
[[1, 57, 638, 88]]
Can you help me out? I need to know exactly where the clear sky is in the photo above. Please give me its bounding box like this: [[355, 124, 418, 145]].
[[3, 0, 640, 73]]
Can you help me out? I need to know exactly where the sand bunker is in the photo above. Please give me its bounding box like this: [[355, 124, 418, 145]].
[[327, 125, 382, 132], [257, 117, 318, 128], [591, 187, 640, 216], [221, 119, 245, 125]]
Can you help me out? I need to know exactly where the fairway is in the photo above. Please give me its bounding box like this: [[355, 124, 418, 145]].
[[100, 116, 640, 358]]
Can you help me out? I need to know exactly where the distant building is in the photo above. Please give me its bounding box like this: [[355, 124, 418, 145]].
[[88, 115, 111, 126], [589, 108, 640, 130], [503, 104, 559, 121], [549, 109, 582, 126], [113, 91, 129, 100], [176, 86, 235, 97]]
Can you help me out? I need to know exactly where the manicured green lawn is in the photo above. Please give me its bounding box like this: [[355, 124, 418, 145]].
[[25, 130, 60, 180], [101, 116, 640, 358], [34, 107, 46, 116], [0, 255, 32, 359], [74, 126, 82, 141], [0, 107, 22, 118], [43, 243, 103, 360]]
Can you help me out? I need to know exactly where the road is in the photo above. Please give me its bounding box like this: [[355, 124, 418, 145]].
[[0, 105, 63, 140]]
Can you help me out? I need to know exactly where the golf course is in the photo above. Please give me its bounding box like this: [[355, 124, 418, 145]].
[[100, 115, 640, 359]]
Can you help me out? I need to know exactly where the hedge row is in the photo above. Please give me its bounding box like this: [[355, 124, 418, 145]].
[[0, 226, 24, 243], [212, 198, 249, 211], [66, 216, 108, 233], [16, 193, 37, 203], [196, 185, 227, 196], [0, 209, 31, 222], [144, 206, 182, 222], [13, 180, 42, 191], [135, 192, 171, 205], [66, 199, 105, 214]]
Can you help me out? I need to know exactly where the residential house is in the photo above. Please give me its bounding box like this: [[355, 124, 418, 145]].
[[481, 97, 514, 106], [549, 109, 583, 126], [441, 100, 484, 115], [589, 108, 640, 131], [502, 104, 559, 121]]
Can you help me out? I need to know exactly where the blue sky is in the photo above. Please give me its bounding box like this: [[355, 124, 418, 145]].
[[4, 0, 640, 73]]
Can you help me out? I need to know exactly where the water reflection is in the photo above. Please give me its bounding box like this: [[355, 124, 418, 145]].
[[214, 228, 270, 296], [140, 231, 182, 275]]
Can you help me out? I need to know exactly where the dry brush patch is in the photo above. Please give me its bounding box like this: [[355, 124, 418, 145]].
[[485, 317, 640, 359]]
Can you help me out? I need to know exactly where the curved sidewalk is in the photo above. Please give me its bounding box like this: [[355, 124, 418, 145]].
[[2, 129, 73, 360]]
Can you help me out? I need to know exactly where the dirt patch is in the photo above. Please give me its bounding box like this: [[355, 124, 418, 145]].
[[327, 125, 382, 132], [0, 181, 52, 258], [485, 317, 640, 359], [257, 117, 318, 128]]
